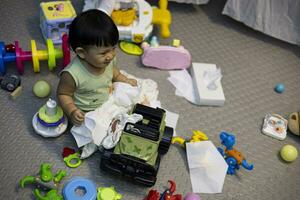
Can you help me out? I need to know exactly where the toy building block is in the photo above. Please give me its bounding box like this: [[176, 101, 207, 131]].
[[190, 62, 225, 106], [40, 1, 76, 44], [10, 86, 22, 100]]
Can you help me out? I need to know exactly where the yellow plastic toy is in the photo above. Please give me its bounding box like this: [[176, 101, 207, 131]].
[[152, 0, 172, 38], [172, 130, 209, 148], [119, 41, 143, 55], [112, 9, 137, 26], [31, 39, 63, 72]]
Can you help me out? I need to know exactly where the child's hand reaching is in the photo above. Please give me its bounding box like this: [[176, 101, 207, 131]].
[[126, 78, 138, 86], [70, 109, 85, 126]]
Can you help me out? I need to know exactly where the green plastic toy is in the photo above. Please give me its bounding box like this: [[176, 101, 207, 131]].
[[34, 189, 63, 200], [20, 163, 67, 200], [97, 187, 122, 200]]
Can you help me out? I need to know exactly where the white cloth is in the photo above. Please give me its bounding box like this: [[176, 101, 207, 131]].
[[167, 69, 199, 104], [186, 141, 228, 194], [102, 113, 143, 149], [71, 76, 160, 158], [222, 0, 300, 45]]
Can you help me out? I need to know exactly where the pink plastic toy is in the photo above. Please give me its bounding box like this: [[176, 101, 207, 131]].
[[184, 193, 201, 200], [141, 38, 191, 70]]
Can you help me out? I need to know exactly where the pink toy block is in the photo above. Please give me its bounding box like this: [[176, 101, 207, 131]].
[[141, 43, 191, 70]]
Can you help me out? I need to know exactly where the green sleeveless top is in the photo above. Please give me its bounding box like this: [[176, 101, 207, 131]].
[[62, 57, 115, 111]]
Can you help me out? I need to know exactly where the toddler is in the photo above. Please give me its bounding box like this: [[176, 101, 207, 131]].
[[57, 9, 137, 126]]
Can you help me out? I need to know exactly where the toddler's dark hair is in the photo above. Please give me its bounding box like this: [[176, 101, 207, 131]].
[[68, 9, 119, 51]]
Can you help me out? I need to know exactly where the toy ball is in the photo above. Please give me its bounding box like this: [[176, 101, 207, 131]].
[[184, 193, 201, 200], [280, 145, 298, 162], [33, 80, 51, 98], [274, 83, 285, 93]]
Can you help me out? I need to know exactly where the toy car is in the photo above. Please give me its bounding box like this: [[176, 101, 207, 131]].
[[100, 103, 173, 187], [0, 74, 21, 92]]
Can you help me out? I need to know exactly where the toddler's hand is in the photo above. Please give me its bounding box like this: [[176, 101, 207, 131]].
[[127, 78, 137, 86], [70, 109, 85, 126]]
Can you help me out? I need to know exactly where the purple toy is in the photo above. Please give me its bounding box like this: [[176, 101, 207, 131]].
[[184, 193, 201, 200], [141, 40, 191, 70]]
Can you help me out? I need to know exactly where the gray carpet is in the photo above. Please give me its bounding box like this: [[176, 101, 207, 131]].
[[1, 0, 300, 199]]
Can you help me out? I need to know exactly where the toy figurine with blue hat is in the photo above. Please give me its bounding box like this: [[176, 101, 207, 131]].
[[32, 98, 68, 137], [217, 131, 254, 175]]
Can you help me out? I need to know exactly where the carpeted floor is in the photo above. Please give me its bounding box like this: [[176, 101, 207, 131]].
[[1, 0, 300, 199]]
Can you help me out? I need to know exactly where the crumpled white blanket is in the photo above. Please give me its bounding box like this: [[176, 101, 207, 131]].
[[71, 74, 160, 158], [102, 113, 143, 149]]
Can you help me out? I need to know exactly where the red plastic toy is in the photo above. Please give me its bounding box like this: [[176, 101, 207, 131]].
[[144, 180, 182, 200]]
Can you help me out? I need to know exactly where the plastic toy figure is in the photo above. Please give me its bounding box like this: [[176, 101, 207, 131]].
[[20, 163, 66, 200], [144, 180, 182, 200], [217, 132, 254, 175], [172, 130, 209, 149]]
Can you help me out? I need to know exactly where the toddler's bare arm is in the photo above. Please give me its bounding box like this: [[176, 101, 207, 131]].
[[57, 72, 85, 125], [113, 66, 137, 86]]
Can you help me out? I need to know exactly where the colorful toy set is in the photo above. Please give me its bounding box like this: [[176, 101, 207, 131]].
[[217, 132, 254, 175], [141, 38, 191, 70], [100, 103, 174, 187], [32, 98, 68, 138], [20, 163, 66, 200], [40, 1, 76, 44], [0, 34, 70, 75]]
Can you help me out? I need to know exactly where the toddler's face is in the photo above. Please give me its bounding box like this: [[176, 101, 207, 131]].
[[84, 45, 116, 68]]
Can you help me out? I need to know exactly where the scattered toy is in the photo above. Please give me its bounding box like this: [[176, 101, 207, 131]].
[[184, 193, 201, 200], [0, 35, 70, 75], [274, 83, 285, 93], [141, 38, 191, 70], [217, 132, 254, 175], [172, 130, 208, 149], [144, 180, 182, 200], [280, 144, 298, 162], [20, 163, 66, 200], [32, 98, 68, 137], [100, 103, 173, 187], [62, 177, 97, 200], [33, 80, 51, 98], [119, 41, 143, 56], [62, 147, 82, 168], [97, 186, 122, 200], [10, 86, 22, 100], [0, 74, 21, 92], [262, 113, 288, 140], [288, 112, 300, 136], [40, 1, 76, 44]]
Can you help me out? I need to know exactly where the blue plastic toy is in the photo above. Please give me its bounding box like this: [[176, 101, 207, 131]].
[[63, 177, 97, 200], [217, 132, 254, 175], [274, 83, 285, 93], [0, 43, 16, 74]]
